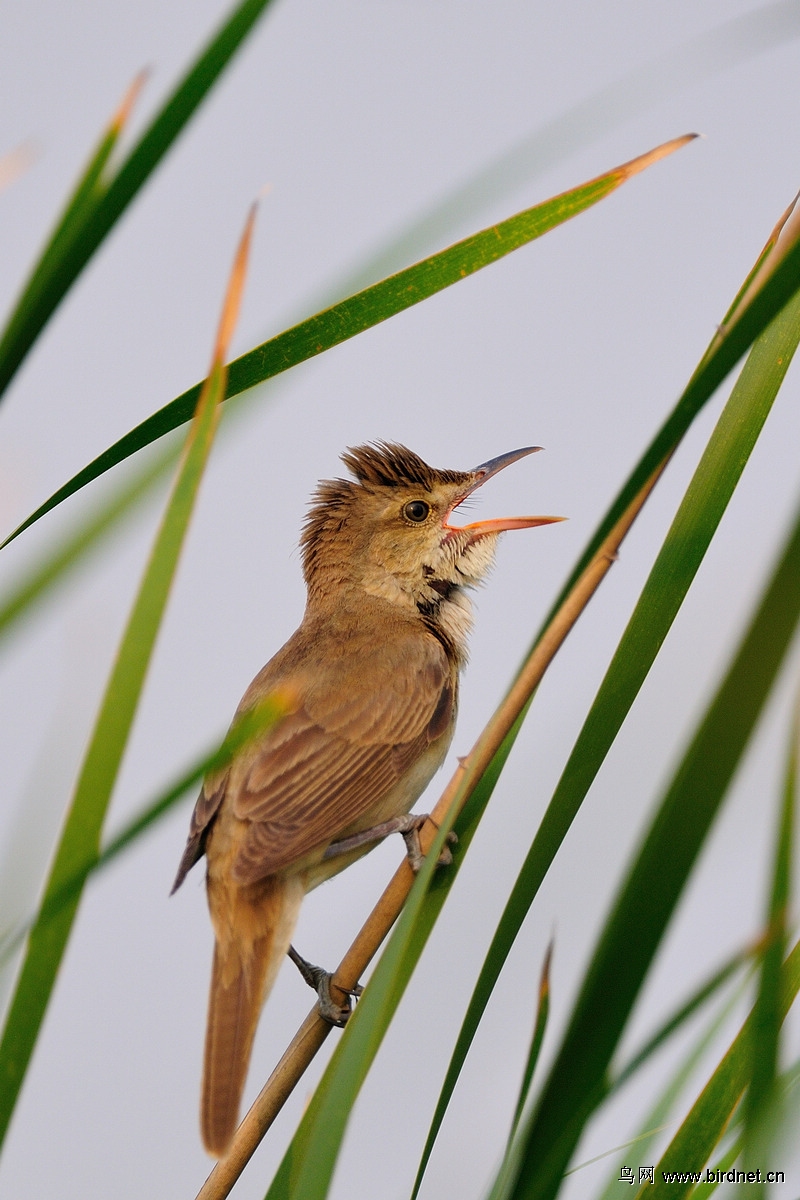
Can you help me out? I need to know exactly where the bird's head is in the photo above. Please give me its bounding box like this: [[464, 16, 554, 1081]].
[[301, 443, 563, 649]]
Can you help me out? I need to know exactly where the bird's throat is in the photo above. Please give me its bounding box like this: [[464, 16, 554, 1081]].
[[416, 582, 474, 664], [355, 530, 499, 666]]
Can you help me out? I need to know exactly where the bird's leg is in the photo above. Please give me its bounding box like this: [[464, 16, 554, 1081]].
[[287, 944, 363, 1027], [323, 813, 458, 873]]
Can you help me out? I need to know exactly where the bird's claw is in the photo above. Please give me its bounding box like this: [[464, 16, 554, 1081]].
[[400, 814, 458, 873], [435, 830, 459, 868], [288, 945, 362, 1026], [314, 970, 358, 1028]]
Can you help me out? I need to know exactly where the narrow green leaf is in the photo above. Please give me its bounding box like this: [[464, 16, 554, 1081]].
[[594, 973, 749, 1200], [645, 940, 800, 1199], [493, 943, 748, 1200], [611, 951, 751, 1096], [509, 942, 553, 1141], [564, 1128, 673, 1185], [674, 1058, 800, 1196], [1, 0, 780, 610], [0, 0, 274, 403], [0, 200, 251, 1142], [8, 0, 800, 532], [484, 946, 557, 1200], [486, 1116, 533, 1200], [1, 136, 694, 547], [410, 273, 800, 1198], [8, 75, 142, 326], [0, 123, 119, 403], [740, 692, 798, 1185], [0, 360, 224, 1145], [667, 1058, 800, 1197], [687, 1139, 742, 1198], [509, 496, 800, 1200]]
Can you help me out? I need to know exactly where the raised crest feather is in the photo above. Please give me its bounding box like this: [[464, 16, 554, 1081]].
[[341, 442, 467, 490]]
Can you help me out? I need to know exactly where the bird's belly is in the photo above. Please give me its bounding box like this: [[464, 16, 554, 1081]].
[[302, 731, 453, 890]]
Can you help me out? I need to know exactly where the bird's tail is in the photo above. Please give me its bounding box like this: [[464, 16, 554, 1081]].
[[202, 874, 303, 1158]]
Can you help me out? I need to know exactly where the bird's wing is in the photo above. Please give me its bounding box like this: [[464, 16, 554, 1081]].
[[171, 767, 230, 892], [229, 635, 454, 881]]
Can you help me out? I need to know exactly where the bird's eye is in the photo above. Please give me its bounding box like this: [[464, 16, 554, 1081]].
[[403, 499, 430, 523]]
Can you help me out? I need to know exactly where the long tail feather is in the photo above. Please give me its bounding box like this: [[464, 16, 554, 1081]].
[[201, 875, 303, 1157]]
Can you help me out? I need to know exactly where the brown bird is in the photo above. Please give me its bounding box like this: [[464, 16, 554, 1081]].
[[172, 441, 562, 1157]]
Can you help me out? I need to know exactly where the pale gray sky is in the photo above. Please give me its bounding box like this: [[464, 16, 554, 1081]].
[[1, 2, 800, 1197]]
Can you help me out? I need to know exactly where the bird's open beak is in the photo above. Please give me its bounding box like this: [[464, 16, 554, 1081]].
[[443, 446, 565, 536]]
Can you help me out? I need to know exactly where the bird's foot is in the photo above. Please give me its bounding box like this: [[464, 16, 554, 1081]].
[[396, 813, 458, 874], [288, 945, 363, 1027]]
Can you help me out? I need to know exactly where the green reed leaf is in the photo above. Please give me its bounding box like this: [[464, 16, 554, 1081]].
[[0, 208, 253, 1145], [409, 251, 800, 1200], [2, 136, 694, 547], [740, 692, 798, 1188], [0, 0, 274, 404], [507, 495, 800, 1200], [645, 940, 800, 1199]]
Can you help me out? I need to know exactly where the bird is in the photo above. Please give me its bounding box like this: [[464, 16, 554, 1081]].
[[172, 441, 562, 1157]]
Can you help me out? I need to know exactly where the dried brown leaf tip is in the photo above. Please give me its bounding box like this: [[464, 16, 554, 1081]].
[[111, 69, 150, 134], [539, 939, 554, 1004], [615, 133, 699, 183], [760, 188, 800, 260], [718, 189, 800, 340], [747, 190, 800, 285], [212, 202, 257, 367]]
